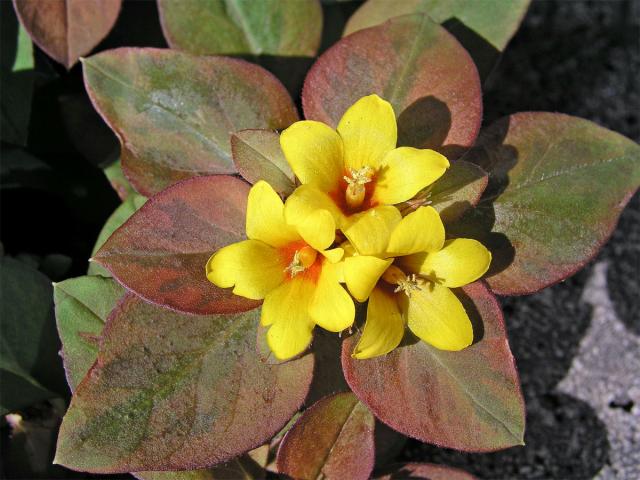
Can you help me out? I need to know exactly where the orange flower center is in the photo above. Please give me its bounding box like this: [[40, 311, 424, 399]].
[[329, 167, 378, 215], [281, 241, 320, 282]]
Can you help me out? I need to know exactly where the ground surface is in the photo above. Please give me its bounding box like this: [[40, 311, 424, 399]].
[[397, 1, 640, 478]]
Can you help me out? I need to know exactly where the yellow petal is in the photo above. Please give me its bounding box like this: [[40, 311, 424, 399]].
[[337, 94, 397, 170], [206, 240, 284, 300], [344, 255, 392, 302], [309, 260, 355, 332], [296, 209, 336, 252], [280, 120, 344, 191], [246, 181, 300, 247], [403, 239, 492, 288], [373, 147, 449, 205], [402, 282, 473, 351], [386, 206, 445, 256], [353, 287, 404, 359], [262, 276, 315, 359], [322, 247, 344, 264], [343, 206, 402, 256], [284, 184, 347, 229]]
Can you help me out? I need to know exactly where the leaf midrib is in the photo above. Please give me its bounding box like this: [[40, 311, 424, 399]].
[[426, 346, 523, 443], [68, 313, 250, 463], [482, 155, 634, 204], [84, 60, 231, 163]]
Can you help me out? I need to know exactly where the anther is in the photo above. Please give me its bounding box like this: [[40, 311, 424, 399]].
[[285, 246, 317, 277], [344, 166, 373, 210], [382, 265, 423, 297]]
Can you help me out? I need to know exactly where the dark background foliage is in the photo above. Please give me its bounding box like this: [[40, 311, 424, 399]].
[[1, 0, 638, 478]]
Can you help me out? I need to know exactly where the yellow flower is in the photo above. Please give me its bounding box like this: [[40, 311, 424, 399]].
[[206, 181, 355, 360], [280, 94, 450, 230], [340, 206, 492, 359]]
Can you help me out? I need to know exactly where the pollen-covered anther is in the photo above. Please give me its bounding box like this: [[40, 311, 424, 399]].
[[344, 166, 373, 209], [382, 265, 422, 297], [285, 245, 317, 277]]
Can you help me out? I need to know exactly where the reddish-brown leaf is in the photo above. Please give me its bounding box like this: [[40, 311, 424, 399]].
[[55, 294, 313, 473], [276, 392, 375, 480], [94, 175, 259, 315], [303, 14, 482, 159], [13, 0, 121, 69], [342, 282, 525, 452]]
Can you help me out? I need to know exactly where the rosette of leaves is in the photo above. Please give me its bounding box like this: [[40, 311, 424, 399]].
[[52, 3, 639, 480]]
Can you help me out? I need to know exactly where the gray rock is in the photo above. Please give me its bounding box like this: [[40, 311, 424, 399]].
[[558, 262, 640, 480]]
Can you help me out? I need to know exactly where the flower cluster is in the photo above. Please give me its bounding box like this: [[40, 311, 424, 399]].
[[207, 95, 491, 360]]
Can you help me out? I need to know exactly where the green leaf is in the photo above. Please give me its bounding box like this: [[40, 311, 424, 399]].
[[12, 17, 33, 72], [53, 276, 125, 391], [276, 392, 375, 480], [13, 0, 122, 68], [88, 194, 147, 277], [157, 0, 322, 57], [303, 14, 482, 160], [343, 0, 530, 79], [1, 2, 34, 146], [94, 175, 258, 315], [103, 159, 136, 201], [231, 129, 295, 195], [54, 294, 314, 473], [375, 463, 477, 480], [454, 112, 640, 295], [83, 48, 299, 196], [342, 282, 525, 451], [0, 257, 58, 413], [429, 160, 487, 223]]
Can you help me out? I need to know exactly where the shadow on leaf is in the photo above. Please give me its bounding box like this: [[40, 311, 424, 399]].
[[443, 18, 501, 83]]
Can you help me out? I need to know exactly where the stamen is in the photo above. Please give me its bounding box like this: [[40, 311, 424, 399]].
[[343, 166, 374, 186], [382, 265, 423, 298], [344, 166, 374, 210], [394, 274, 422, 298], [285, 246, 317, 277]]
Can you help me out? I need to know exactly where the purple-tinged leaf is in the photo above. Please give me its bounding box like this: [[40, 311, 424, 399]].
[[94, 175, 259, 315], [55, 294, 313, 473], [88, 194, 146, 277], [13, 0, 121, 69], [343, 0, 530, 79], [303, 14, 482, 159], [134, 451, 266, 480], [342, 282, 525, 452], [83, 48, 298, 196], [453, 112, 640, 295], [277, 392, 375, 480]]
